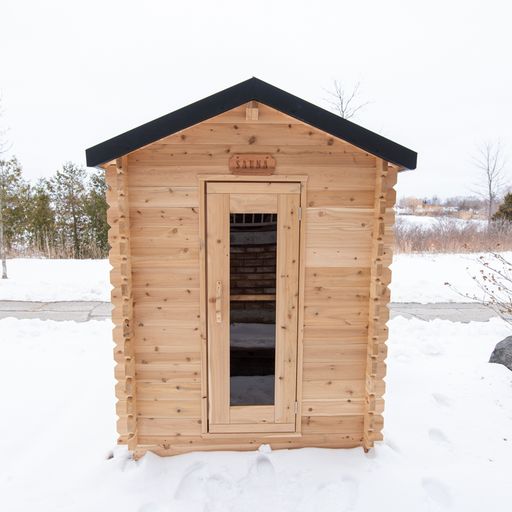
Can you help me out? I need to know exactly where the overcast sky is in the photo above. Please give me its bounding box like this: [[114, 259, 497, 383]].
[[1, 0, 511, 198]]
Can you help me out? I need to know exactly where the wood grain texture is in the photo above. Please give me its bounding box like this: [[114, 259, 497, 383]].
[[106, 103, 400, 455], [106, 158, 138, 449], [362, 159, 396, 451]]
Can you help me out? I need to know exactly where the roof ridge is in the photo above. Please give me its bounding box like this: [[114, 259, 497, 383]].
[[86, 77, 417, 169]]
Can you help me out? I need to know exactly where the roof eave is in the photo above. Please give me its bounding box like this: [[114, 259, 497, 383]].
[[86, 77, 417, 170]]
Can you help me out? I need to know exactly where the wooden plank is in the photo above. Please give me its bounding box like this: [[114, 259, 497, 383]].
[[109, 157, 138, 450], [198, 178, 209, 434], [138, 417, 202, 436], [209, 423, 296, 434], [302, 415, 364, 434], [274, 193, 301, 425], [137, 400, 201, 418], [133, 287, 199, 304], [145, 123, 358, 147], [305, 229, 373, 248], [305, 247, 371, 268], [302, 379, 368, 400], [230, 294, 276, 301], [130, 207, 199, 227], [305, 267, 371, 287], [206, 192, 231, 425], [230, 193, 277, 213], [130, 225, 199, 248], [135, 435, 362, 456], [208, 182, 300, 194], [305, 286, 373, 305], [303, 343, 386, 363], [303, 361, 371, 381], [307, 189, 394, 209], [305, 168, 377, 191], [303, 325, 369, 344], [133, 322, 202, 341], [302, 399, 371, 416], [295, 178, 307, 432], [135, 365, 201, 381], [306, 208, 373, 228], [304, 305, 369, 326], [130, 142, 368, 160], [128, 186, 198, 208], [230, 405, 275, 424], [363, 158, 393, 452], [134, 381, 201, 400], [132, 267, 199, 288], [202, 104, 300, 124], [133, 304, 200, 321]]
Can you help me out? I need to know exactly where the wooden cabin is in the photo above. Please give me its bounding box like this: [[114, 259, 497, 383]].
[[85, 78, 417, 458]]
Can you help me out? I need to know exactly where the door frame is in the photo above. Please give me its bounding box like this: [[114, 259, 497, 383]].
[[198, 174, 308, 437]]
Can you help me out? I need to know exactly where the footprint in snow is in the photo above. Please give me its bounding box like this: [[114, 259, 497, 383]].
[[174, 461, 208, 501], [428, 428, 450, 444], [384, 437, 401, 454], [421, 342, 443, 356], [299, 477, 359, 512], [432, 392, 451, 407], [422, 478, 452, 508], [204, 472, 236, 505], [255, 454, 275, 481]]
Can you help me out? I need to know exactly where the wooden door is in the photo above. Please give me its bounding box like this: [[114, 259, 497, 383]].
[[206, 181, 302, 433]]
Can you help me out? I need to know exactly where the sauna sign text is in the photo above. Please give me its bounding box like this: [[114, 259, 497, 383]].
[[229, 154, 276, 175]]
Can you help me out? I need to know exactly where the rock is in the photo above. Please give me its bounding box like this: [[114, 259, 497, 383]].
[[489, 336, 512, 371]]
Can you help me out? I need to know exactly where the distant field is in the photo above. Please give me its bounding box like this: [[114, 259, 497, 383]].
[[395, 215, 512, 253]]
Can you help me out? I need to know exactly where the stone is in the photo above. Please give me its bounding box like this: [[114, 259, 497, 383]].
[[489, 336, 512, 371]]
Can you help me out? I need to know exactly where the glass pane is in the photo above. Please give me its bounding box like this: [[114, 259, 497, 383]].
[[230, 213, 277, 406]]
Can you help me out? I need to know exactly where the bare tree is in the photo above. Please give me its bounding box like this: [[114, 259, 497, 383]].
[[446, 253, 512, 328], [473, 141, 507, 225], [326, 80, 370, 120], [0, 95, 10, 279]]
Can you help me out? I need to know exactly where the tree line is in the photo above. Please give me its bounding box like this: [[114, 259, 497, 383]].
[[0, 157, 108, 261]]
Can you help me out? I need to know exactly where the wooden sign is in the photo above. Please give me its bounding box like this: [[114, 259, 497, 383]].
[[229, 154, 276, 175]]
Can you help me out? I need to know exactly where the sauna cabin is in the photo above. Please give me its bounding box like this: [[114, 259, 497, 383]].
[[85, 77, 417, 458]]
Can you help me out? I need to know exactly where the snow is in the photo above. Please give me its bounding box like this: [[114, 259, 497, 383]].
[[1, 316, 512, 511], [397, 215, 487, 230], [0, 259, 111, 301], [0, 252, 511, 304], [390, 252, 512, 303]]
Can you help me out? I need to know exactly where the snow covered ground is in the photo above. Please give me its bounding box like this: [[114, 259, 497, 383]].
[[1, 316, 511, 511], [389, 252, 512, 303], [0, 259, 111, 301], [1, 253, 510, 304], [396, 215, 487, 230]]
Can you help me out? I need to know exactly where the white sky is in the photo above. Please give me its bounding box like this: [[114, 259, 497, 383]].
[[1, 0, 511, 198]]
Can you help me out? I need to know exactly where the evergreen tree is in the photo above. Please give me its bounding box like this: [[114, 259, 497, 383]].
[[49, 162, 88, 258], [492, 193, 512, 222], [84, 168, 109, 257], [27, 178, 56, 256], [0, 157, 30, 276]]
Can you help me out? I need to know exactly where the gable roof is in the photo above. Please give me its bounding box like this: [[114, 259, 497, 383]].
[[85, 77, 417, 169]]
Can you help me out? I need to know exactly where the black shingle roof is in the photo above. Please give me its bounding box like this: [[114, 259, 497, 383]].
[[86, 77, 417, 169]]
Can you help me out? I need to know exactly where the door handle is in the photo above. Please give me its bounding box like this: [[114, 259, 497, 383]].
[[215, 280, 222, 323]]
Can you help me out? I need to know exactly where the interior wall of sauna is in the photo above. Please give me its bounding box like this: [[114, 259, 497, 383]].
[[112, 103, 396, 452]]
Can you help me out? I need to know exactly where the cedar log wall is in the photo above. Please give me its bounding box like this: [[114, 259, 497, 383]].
[[105, 104, 397, 456]]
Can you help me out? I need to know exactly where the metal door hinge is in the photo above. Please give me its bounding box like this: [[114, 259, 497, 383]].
[[294, 401, 299, 414], [297, 207, 302, 221]]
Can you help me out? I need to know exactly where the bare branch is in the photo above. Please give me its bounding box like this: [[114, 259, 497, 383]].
[[472, 140, 508, 225], [325, 80, 370, 120]]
